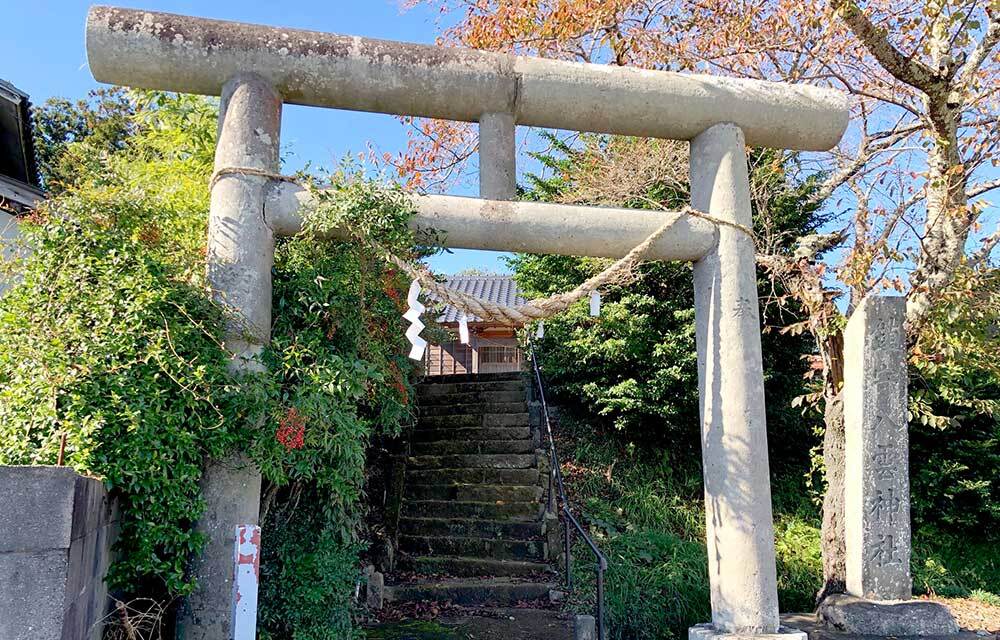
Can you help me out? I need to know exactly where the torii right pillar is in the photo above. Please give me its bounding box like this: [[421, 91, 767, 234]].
[[689, 123, 798, 640]]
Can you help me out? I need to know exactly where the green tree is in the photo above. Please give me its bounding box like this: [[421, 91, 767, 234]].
[[32, 87, 137, 193], [515, 134, 822, 470]]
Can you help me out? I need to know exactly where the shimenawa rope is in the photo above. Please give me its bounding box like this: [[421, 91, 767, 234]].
[[210, 167, 755, 325]]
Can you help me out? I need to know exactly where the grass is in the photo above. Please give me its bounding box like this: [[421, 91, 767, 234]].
[[555, 421, 999, 639], [971, 590, 1000, 607], [912, 533, 1000, 597]]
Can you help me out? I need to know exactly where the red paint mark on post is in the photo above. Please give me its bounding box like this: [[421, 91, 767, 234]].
[[231, 524, 261, 640], [236, 526, 261, 578]]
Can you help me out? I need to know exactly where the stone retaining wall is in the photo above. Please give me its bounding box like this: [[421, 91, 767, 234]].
[[0, 466, 118, 640]]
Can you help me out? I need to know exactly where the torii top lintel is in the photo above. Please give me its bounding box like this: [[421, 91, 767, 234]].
[[85, 5, 848, 152]]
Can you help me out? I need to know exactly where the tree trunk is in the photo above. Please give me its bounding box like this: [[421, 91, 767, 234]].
[[818, 331, 846, 602], [906, 94, 969, 331]]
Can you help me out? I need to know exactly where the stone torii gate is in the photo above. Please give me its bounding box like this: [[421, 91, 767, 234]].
[[85, 6, 848, 639]]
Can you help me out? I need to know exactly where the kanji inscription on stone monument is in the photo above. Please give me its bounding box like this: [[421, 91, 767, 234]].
[[844, 295, 911, 600]]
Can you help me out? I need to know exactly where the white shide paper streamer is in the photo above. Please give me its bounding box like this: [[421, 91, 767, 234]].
[[590, 291, 601, 317], [535, 321, 544, 339], [403, 280, 427, 360], [458, 312, 470, 344]]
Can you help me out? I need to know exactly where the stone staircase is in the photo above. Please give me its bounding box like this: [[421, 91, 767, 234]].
[[385, 372, 558, 607]]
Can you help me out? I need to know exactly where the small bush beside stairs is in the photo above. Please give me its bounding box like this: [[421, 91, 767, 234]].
[[381, 371, 561, 608]]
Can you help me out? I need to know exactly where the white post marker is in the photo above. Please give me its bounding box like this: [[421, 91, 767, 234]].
[[589, 291, 601, 317], [404, 280, 428, 361], [231, 525, 261, 640], [458, 312, 470, 344]]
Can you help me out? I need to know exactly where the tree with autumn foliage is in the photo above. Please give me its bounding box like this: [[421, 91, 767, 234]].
[[397, 0, 1000, 602]]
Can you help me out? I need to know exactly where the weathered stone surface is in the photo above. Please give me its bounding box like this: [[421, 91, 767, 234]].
[[479, 112, 517, 200], [383, 578, 553, 606], [484, 413, 532, 427], [270, 186, 720, 265], [405, 483, 542, 502], [0, 466, 118, 640], [412, 427, 531, 442], [399, 535, 545, 561], [407, 454, 537, 469], [367, 606, 573, 639], [86, 6, 848, 151], [844, 296, 911, 601], [419, 414, 484, 429], [402, 555, 554, 578], [399, 517, 544, 540], [0, 465, 77, 552], [418, 380, 526, 396], [419, 389, 525, 405], [689, 623, 807, 640], [403, 499, 540, 521], [406, 467, 539, 485], [419, 401, 528, 417], [423, 372, 524, 384], [816, 595, 960, 636], [0, 550, 68, 639], [176, 73, 280, 640], [691, 124, 780, 634], [574, 614, 597, 640], [410, 439, 536, 456], [367, 571, 385, 610]]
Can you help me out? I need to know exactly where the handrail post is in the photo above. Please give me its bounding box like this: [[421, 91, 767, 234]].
[[597, 564, 606, 640], [549, 455, 557, 514], [565, 514, 573, 591], [531, 339, 608, 635]]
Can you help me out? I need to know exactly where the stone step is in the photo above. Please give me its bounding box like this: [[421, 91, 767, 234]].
[[400, 535, 546, 561], [418, 389, 525, 406], [418, 380, 526, 397], [421, 372, 523, 384], [407, 454, 537, 470], [420, 402, 528, 417], [418, 413, 530, 429], [400, 555, 556, 578], [405, 484, 542, 503], [406, 467, 540, 485], [412, 427, 531, 442], [410, 439, 535, 456], [399, 517, 545, 540], [403, 500, 541, 521], [384, 577, 553, 606]]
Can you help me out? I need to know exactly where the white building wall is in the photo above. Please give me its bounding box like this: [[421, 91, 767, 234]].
[[1, 210, 23, 296]]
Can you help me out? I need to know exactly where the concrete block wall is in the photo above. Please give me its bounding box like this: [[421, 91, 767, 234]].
[[0, 466, 118, 640]]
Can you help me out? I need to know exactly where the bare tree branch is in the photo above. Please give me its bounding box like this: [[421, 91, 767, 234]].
[[829, 0, 938, 91], [969, 177, 1000, 199], [955, 10, 1000, 93], [968, 223, 1000, 267]]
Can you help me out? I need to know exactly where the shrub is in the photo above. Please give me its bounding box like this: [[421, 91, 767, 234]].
[[1, 91, 417, 638]]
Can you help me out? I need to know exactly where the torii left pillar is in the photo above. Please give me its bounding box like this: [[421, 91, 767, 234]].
[[175, 73, 281, 640]]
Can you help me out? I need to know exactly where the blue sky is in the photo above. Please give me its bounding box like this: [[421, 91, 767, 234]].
[[7, 3, 997, 282], [5, 0, 512, 273]]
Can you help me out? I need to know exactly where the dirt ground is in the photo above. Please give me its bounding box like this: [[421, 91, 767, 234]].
[[935, 596, 1000, 634], [368, 596, 1000, 639]]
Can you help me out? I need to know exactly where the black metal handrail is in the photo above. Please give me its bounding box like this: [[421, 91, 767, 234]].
[[527, 338, 608, 640]]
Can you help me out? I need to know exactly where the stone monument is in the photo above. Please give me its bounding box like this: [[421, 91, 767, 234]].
[[819, 295, 957, 636]]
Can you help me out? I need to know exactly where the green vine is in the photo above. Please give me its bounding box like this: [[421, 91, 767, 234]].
[[1, 91, 423, 638]]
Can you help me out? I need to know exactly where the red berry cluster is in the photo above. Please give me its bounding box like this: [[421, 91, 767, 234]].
[[276, 407, 307, 451]]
